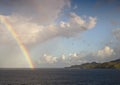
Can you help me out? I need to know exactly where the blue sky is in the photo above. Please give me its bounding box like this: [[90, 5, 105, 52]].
[[0, 0, 120, 68]]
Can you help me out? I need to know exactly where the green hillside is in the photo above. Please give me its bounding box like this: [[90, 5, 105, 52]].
[[67, 59, 120, 69]]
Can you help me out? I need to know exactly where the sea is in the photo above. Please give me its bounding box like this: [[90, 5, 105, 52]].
[[0, 69, 120, 85]]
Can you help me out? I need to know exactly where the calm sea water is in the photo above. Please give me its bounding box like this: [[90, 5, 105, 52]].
[[0, 69, 120, 85]]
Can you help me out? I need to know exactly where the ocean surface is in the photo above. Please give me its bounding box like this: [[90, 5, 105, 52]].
[[0, 69, 120, 85]]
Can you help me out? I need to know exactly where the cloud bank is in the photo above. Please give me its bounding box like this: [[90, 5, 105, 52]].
[[0, 13, 96, 45], [36, 46, 115, 67]]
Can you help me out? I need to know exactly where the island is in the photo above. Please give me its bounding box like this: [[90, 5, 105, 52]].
[[66, 59, 120, 69]]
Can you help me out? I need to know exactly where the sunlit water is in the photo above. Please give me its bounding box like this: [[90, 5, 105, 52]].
[[0, 69, 120, 85]]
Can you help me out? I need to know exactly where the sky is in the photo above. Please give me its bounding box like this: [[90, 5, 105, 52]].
[[0, 0, 120, 68]]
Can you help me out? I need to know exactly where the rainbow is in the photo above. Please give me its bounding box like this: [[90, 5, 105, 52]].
[[0, 16, 34, 69]]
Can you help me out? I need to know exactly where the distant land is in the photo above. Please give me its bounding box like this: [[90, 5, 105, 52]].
[[66, 59, 120, 69]]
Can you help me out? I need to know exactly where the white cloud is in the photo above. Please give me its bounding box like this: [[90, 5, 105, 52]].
[[58, 13, 96, 37], [62, 55, 66, 60], [86, 17, 97, 29], [96, 46, 114, 57], [0, 13, 97, 45], [36, 46, 115, 67], [73, 53, 78, 57], [37, 52, 88, 66], [68, 53, 78, 58], [40, 54, 58, 64], [66, 47, 115, 64]]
